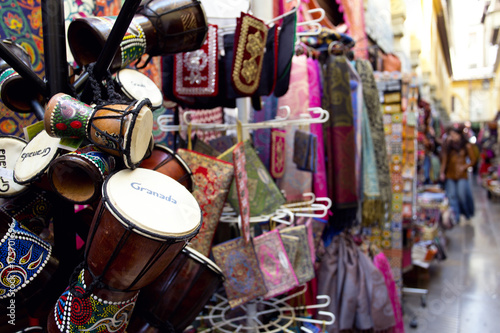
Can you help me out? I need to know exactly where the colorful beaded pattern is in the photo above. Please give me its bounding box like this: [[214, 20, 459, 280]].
[[54, 269, 138, 333], [69, 145, 116, 178], [0, 68, 18, 92], [0, 219, 52, 298], [49, 94, 93, 139], [96, 16, 147, 68]]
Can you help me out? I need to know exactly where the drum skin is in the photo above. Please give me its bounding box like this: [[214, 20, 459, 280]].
[[139, 144, 194, 192], [128, 247, 224, 332]]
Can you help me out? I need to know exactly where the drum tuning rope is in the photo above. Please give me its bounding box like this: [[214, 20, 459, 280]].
[[87, 98, 153, 169]]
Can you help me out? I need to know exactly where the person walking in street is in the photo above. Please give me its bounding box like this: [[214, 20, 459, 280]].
[[439, 126, 477, 221]]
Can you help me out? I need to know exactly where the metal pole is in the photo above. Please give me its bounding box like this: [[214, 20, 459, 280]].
[[42, 0, 72, 96], [79, 0, 143, 103]]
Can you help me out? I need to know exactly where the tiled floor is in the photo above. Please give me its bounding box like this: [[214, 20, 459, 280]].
[[403, 180, 500, 332]]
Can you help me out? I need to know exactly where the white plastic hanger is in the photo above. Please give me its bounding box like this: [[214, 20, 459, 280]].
[[157, 107, 329, 132], [266, 0, 301, 25]]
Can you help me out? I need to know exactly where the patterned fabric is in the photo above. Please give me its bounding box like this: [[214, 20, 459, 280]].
[[212, 237, 267, 308], [361, 102, 382, 226], [349, 63, 363, 206], [0, 0, 42, 136], [322, 55, 357, 226], [232, 142, 250, 243], [373, 251, 403, 333], [293, 130, 317, 172], [174, 24, 218, 97], [152, 106, 176, 149], [179, 107, 223, 143], [218, 140, 285, 217], [270, 128, 286, 178], [308, 58, 328, 220], [253, 229, 298, 299], [231, 12, 268, 96], [0, 219, 52, 298], [280, 225, 315, 285], [54, 269, 138, 333], [177, 149, 234, 257], [252, 94, 278, 170], [280, 234, 299, 265], [276, 55, 312, 202], [356, 60, 392, 223]]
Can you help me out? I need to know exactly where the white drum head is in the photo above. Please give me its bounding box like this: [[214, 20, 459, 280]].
[[13, 130, 60, 184], [185, 246, 224, 278], [104, 168, 201, 239], [0, 136, 28, 197], [123, 100, 153, 168], [116, 69, 163, 109]]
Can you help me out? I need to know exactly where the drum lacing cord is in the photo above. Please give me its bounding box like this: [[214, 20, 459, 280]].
[[88, 98, 152, 168], [85, 62, 126, 105]]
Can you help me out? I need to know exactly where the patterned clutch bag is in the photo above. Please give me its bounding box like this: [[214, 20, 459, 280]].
[[174, 24, 219, 97], [231, 12, 268, 96], [293, 129, 318, 172], [270, 128, 286, 178], [218, 140, 285, 216], [212, 237, 268, 308], [253, 229, 299, 299], [280, 225, 315, 285], [281, 234, 300, 265], [177, 149, 234, 257]]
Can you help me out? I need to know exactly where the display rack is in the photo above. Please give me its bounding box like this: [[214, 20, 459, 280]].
[[196, 285, 335, 333]]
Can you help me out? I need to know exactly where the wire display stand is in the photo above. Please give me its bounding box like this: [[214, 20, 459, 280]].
[[197, 285, 335, 333]]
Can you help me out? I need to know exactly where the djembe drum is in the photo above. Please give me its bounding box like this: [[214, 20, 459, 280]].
[[139, 144, 194, 192], [0, 209, 59, 318], [47, 168, 202, 333], [13, 130, 61, 189], [128, 246, 224, 332], [0, 135, 28, 197], [67, 0, 207, 72], [115, 69, 163, 110], [0, 39, 44, 113], [44, 93, 153, 168], [47, 145, 117, 204]]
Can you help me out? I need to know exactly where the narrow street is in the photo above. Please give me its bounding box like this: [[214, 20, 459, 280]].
[[404, 179, 500, 332]]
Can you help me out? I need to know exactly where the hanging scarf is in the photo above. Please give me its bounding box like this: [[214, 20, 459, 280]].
[[322, 55, 357, 228], [373, 252, 405, 333], [355, 59, 392, 225], [276, 55, 312, 202], [308, 57, 328, 220], [361, 102, 382, 225]]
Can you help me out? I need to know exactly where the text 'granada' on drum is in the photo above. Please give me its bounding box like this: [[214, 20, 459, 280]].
[[130, 182, 177, 204]]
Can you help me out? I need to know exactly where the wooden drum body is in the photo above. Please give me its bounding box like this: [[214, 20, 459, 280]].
[[128, 246, 224, 332], [48, 145, 116, 204], [139, 144, 194, 192], [48, 168, 202, 333], [67, 0, 207, 73], [45, 93, 153, 168]]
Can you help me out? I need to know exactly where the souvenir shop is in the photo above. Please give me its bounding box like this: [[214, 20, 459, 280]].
[[0, 0, 442, 332]]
